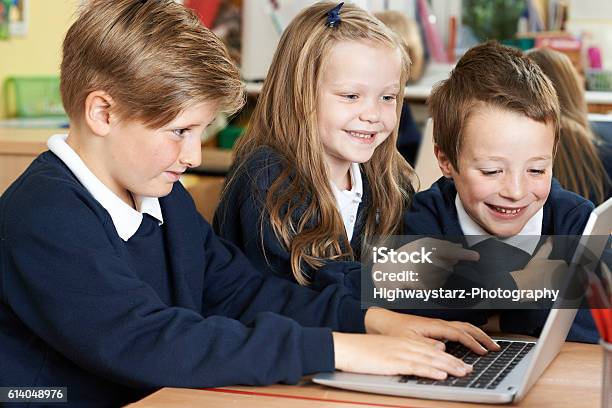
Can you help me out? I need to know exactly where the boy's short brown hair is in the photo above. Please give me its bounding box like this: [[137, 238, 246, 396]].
[[429, 41, 560, 171], [60, 0, 245, 128]]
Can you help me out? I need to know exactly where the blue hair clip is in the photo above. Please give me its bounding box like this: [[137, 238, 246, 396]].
[[326, 2, 344, 28]]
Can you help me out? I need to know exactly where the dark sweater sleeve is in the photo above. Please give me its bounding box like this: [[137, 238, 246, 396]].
[[1, 182, 361, 390], [309, 261, 363, 297], [199, 215, 366, 333]]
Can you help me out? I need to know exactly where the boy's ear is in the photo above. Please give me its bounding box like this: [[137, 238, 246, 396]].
[[84, 91, 115, 136], [434, 144, 455, 178]]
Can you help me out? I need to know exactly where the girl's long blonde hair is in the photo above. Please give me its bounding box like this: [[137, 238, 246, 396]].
[[229, 2, 416, 285], [527, 48, 610, 204]]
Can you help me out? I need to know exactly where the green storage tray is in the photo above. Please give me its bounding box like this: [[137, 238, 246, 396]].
[[3, 76, 66, 117], [586, 70, 612, 92]]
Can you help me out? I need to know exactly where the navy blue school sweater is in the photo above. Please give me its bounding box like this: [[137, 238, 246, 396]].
[[213, 146, 364, 294], [404, 177, 598, 343], [0, 151, 366, 407]]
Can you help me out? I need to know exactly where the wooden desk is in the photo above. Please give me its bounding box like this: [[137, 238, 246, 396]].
[[129, 342, 604, 408]]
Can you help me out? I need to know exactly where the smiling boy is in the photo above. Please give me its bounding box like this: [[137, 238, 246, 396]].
[[405, 42, 597, 343]]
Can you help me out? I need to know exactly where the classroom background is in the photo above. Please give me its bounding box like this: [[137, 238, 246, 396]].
[[0, 0, 611, 220], [1, 1, 611, 406]]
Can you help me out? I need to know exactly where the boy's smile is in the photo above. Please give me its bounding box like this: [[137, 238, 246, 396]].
[[437, 105, 555, 237], [485, 203, 527, 218]]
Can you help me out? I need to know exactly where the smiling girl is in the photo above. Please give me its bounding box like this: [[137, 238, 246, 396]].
[[213, 0, 496, 354], [214, 2, 414, 284]]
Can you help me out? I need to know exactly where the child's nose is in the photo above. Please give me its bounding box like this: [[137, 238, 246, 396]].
[[500, 174, 526, 200], [359, 99, 381, 123], [179, 135, 202, 168]]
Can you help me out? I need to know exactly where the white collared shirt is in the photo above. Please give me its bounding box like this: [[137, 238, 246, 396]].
[[47, 134, 163, 241], [455, 195, 543, 255], [330, 163, 363, 241]]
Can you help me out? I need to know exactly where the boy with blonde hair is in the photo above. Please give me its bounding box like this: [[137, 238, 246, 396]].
[[0, 1, 497, 405]]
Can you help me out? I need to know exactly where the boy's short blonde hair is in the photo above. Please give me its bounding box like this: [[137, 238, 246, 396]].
[[429, 41, 560, 171], [60, 0, 245, 128]]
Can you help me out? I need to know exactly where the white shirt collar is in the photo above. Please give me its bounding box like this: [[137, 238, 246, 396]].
[[47, 134, 163, 241], [455, 194, 543, 255], [330, 163, 363, 198], [330, 163, 363, 240]]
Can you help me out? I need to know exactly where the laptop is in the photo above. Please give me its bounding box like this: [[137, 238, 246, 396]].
[[313, 197, 612, 404]]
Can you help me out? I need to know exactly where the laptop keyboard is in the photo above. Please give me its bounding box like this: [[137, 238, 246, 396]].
[[399, 340, 535, 390]]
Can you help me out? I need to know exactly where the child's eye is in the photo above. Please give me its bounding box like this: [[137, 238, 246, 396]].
[[528, 169, 546, 175], [382, 95, 397, 102], [480, 169, 501, 176], [342, 94, 358, 100], [172, 128, 189, 138]]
